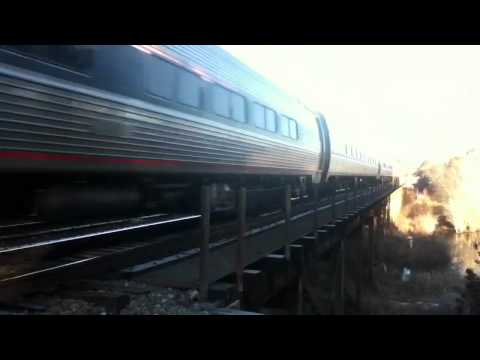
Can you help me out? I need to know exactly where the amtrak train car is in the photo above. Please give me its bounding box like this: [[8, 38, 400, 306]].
[[328, 132, 390, 179], [0, 45, 396, 220]]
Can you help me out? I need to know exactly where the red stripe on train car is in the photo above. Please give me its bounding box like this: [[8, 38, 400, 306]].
[[0, 151, 181, 167]]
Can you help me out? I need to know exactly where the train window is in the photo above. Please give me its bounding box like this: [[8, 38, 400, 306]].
[[280, 116, 289, 137], [5, 45, 94, 73], [289, 119, 298, 139], [177, 69, 202, 108], [253, 103, 266, 129], [212, 85, 230, 117], [231, 93, 246, 122], [147, 57, 176, 100], [265, 108, 276, 132]]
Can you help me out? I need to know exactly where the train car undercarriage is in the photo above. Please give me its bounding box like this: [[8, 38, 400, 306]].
[[0, 172, 314, 222]]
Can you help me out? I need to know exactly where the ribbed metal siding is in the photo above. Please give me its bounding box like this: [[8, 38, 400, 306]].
[[329, 153, 379, 177], [0, 73, 319, 175]]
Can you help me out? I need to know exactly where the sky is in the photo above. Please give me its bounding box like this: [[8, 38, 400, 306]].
[[221, 45, 480, 173]]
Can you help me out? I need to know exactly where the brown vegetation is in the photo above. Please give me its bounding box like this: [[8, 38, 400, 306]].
[[380, 229, 453, 271], [364, 227, 463, 314]]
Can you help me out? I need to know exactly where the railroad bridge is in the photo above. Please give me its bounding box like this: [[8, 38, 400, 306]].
[[0, 45, 401, 314], [0, 179, 400, 314]]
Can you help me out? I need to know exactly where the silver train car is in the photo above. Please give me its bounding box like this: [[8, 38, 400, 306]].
[[328, 136, 392, 178], [0, 45, 396, 219]]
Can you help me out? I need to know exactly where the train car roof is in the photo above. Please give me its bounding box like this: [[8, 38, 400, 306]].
[[154, 45, 315, 122]]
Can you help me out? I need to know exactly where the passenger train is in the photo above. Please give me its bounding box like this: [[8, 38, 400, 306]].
[[0, 45, 396, 220]]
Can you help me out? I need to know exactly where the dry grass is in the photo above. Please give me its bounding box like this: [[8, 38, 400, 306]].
[[364, 229, 464, 314], [376, 267, 461, 299], [364, 267, 463, 314], [380, 231, 453, 271]]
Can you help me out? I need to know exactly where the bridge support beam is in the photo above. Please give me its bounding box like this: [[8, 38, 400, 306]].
[[332, 220, 346, 315], [367, 214, 376, 287], [313, 184, 319, 238], [199, 185, 211, 301], [386, 196, 391, 227], [284, 184, 292, 261], [290, 244, 305, 315], [352, 181, 356, 211], [328, 179, 333, 221], [338, 236, 345, 314], [348, 223, 368, 311], [379, 205, 386, 265], [236, 187, 247, 306]]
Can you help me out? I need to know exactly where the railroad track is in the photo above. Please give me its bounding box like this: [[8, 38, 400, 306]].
[[0, 213, 201, 302]]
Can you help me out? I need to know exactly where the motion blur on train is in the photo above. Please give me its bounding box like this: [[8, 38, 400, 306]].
[[0, 45, 398, 221]]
